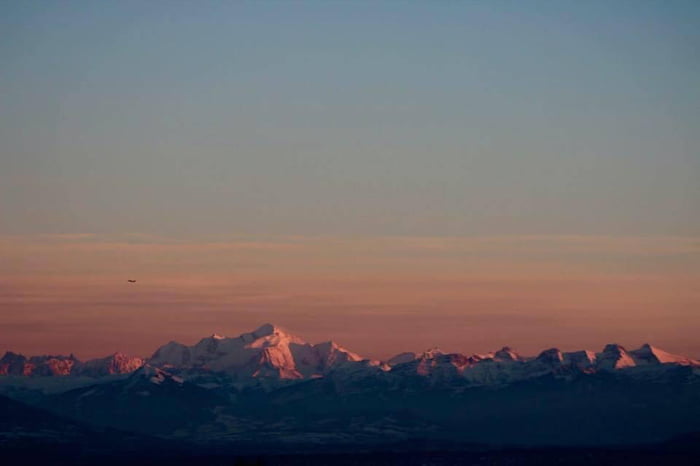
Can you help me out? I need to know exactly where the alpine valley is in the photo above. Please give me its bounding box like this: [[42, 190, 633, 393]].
[[2, 324, 700, 464]]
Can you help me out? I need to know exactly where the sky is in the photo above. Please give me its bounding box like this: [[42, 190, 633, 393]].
[[1, 1, 699, 359]]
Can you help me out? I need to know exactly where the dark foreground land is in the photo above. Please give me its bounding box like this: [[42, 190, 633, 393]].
[[2, 391, 700, 465], [4, 442, 700, 466]]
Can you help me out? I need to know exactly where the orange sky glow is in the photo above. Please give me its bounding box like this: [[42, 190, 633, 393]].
[[1, 234, 698, 360]]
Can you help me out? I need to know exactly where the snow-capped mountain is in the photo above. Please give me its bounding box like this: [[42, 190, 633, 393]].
[[75, 352, 146, 377], [2, 325, 698, 387], [148, 323, 364, 381], [0, 352, 79, 376], [596, 343, 637, 370], [383, 341, 699, 387], [630, 343, 698, 365], [0, 351, 144, 377], [2, 324, 699, 449]]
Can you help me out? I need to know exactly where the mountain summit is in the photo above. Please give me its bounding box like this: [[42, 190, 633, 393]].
[[148, 323, 362, 380]]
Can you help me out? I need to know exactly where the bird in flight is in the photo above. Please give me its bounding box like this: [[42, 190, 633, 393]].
[[127, 280, 136, 283]]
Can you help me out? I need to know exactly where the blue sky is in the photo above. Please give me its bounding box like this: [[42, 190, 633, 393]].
[[2, 0, 698, 237]]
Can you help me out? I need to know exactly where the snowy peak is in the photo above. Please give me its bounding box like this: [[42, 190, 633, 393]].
[[602, 343, 628, 353], [149, 341, 191, 367], [494, 346, 521, 361], [28, 354, 78, 376], [597, 344, 636, 370], [239, 323, 290, 342], [536, 348, 564, 365], [630, 343, 699, 366], [0, 351, 142, 376], [390, 346, 522, 369], [390, 349, 472, 380], [253, 323, 279, 337], [563, 350, 597, 370], [249, 347, 302, 379], [146, 324, 367, 382], [0, 352, 78, 376], [419, 347, 445, 359], [128, 364, 183, 386], [77, 352, 145, 376], [388, 352, 418, 366], [312, 341, 362, 365]]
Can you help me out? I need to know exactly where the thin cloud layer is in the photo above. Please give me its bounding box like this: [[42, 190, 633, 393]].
[[1, 234, 698, 359]]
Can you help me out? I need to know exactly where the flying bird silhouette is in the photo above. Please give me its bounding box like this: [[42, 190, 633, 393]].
[[127, 280, 136, 283]]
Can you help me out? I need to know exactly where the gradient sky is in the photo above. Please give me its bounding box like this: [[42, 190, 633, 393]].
[[1, 1, 699, 359]]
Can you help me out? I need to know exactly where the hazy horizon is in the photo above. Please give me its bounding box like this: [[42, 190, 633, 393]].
[[2, 232, 698, 360]]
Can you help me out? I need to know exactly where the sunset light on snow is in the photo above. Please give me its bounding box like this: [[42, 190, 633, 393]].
[[1, 1, 699, 464]]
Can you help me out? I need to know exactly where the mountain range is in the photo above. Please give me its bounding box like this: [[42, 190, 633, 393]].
[[2, 323, 699, 454], [3, 323, 697, 383]]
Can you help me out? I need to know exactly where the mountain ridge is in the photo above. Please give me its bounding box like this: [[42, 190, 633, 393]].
[[2, 324, 698, 383], [1, 324, 699, 449]]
